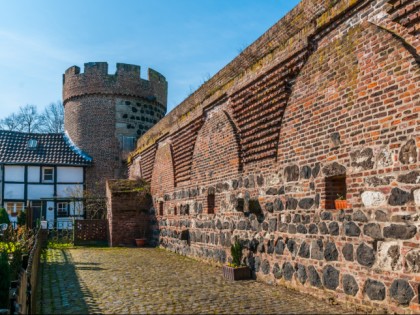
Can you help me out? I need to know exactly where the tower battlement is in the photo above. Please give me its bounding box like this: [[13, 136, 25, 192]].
[[63, 62, 167, 107]]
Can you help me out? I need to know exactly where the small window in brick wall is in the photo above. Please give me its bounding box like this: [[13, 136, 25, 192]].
[[159, 201, 164, 216], [207, 194, 215, 214], [325, 175, 346, 210]]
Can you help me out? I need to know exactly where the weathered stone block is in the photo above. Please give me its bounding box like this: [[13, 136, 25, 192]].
[[286, 198, 298, 210], [363, 223, 382, 240], [275, 239, 285, 255], [328, 221, 339, 236], [353, 210, 368, 222], [414, 189, 420, 206], [390, 279, 414, 306], [320, 211, 332, 221], [266, 187, 278, 195], [298, 242, 310, 258], [399, 139, 417, 164], [273, 198, 284, 211], [284, 165, 299, 182], [324, 241, 338, 261], [375, 210, 388, 222], [296, 263, 307, 284], [287, 239, 297, 256], [383, 224, 417, 240], [365, 176, 393, 187], [267, 239, 275, 254], [405, 249, 420, 273], [364, 279, 386, 301], [343, 274, 359, 296], [312, 163, 321, 178], [356, 243, 375, 267], [318, 222, 329, 234], [261, 259, 270, 275], [308, 265, 322, 288], [288, 224, 297, 234], [308, 224, 318, 234], [311, 239, 323, 260], [296, 224, 307, 234], [323, 162, 346, 177], [361, 191, 386, 207], [298, 198, 314, 210], [351, 148, 374, 170], [300, 166, 311, 179], [342, 243, 353, 261], [344, 221, 361, 237], [282, 262, 294, 281], [322, 265, 339, 291], [265, 202, 274, 213], [272, 263, 282, 279], [388, 188, 412, 206], [397, 171, 420, 184]]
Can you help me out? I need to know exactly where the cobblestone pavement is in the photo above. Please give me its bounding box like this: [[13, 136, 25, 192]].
[[36, 247, 356, 314]]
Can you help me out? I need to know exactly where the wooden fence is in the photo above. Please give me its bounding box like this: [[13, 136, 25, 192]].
[[74, 219, 108, 246]]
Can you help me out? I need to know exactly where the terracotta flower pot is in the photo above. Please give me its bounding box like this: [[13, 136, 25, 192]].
[[335, 199, 347, 210], [135, 238, 147, 247], [223, 265, 251, 281]]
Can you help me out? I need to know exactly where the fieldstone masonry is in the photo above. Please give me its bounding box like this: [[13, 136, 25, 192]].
[[124, 0, 419, 313]]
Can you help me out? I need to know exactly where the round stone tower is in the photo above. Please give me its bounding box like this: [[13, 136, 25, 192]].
[[63, 62, 167, 193]]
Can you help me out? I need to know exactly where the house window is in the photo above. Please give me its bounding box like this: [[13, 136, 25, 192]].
[[207, 194, 215, 214], [159, 201, 164, 216], [325, 175, 347, 210], [57, 202, 69, 217], [5, 202, 24, 217], [42, 167, 54, 182]]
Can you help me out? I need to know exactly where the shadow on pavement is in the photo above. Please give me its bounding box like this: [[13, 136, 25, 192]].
[[36, 248, 102, 315]]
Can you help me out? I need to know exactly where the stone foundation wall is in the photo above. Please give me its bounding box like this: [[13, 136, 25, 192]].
[[130, 0, 420, 313]]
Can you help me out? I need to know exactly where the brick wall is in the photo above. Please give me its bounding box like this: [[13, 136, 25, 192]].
[[106, 179, 152, 247], [129, 0, 419, 312]]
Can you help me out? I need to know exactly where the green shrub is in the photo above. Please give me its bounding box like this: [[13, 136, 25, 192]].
[[230, 241, 243, 268], [0, 208, 10, 225], [0, 251, 10, 308]]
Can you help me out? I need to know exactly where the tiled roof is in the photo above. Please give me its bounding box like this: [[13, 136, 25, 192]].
[[0, 130, 92, 166]]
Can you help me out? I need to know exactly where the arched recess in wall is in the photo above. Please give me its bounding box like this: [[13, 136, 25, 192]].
[[277, 21, 419, 175], [190, 109, 241, 186], [150, 142, 175, 197]]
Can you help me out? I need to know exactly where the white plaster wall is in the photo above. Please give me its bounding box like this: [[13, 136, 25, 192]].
[[71, 201, 84, 216], [57, 184, 83, 198], [27, 184, 54, 199], [28, 166, 40, 183], [4, 183, 24, 199], [57, 167, 83, 183], [4, 166, 25, 182]]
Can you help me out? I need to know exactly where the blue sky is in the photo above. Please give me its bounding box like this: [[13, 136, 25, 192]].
[[0, 0, 300, 118]]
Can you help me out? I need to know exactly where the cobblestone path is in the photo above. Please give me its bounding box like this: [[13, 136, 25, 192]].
[[36, 247, 355, 314]]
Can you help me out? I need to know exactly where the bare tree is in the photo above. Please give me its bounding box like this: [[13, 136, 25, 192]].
[[19, 104, 41, 133], [0, 105, 42, 133], [39, 101, 64, 133], [0, 102, 64, 134], [0, 113, 23, 131]]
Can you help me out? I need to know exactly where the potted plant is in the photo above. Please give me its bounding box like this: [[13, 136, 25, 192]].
[[335, 194, 347, 210], [223, 241, 251, 281], [134, 229, 147, 247]]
